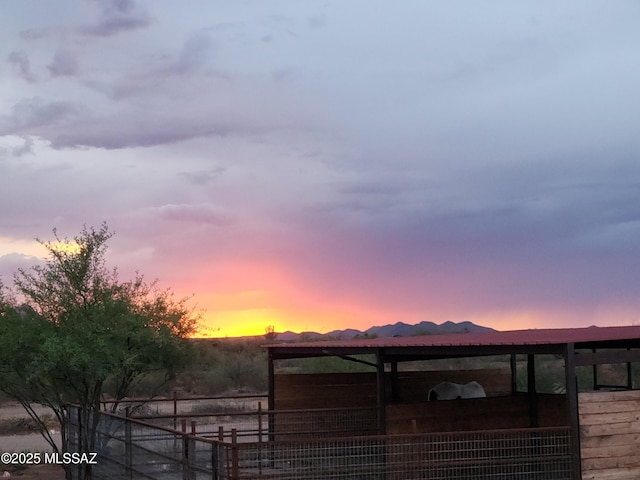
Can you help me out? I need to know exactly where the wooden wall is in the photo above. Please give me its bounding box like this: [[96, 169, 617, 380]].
[[580, 390, 640, 480], [274, 372, 377, 410], [274, 369, 511, 410], [386, 394, 568, 434]]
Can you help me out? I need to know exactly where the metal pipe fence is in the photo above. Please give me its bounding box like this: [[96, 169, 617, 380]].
[[101, 393, 268, 417], [131, 404, 378, 442], [66, 404, 573, 480]]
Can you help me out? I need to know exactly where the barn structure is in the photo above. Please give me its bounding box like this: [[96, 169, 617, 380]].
[[266, 325, 640, 480]]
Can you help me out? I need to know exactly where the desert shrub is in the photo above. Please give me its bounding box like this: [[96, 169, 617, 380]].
[[0, 413, 59, 435], [292, 355, 377, 374], [159, 338, 268, 396]]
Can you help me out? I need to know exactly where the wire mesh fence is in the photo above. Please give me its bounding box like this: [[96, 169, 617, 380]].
[[67, 404, 220, 480], [220, 427, 573, 480], [66, 403, 573, 480]]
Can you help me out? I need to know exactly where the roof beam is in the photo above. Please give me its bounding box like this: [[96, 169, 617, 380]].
[[574, 348, 640, 366]]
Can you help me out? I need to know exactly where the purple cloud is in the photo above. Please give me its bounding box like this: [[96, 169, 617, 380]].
[[0, 98, 85, 135], [149, 204, 236, 227], [7, 51, 37, 83], [47, 50, 79, 77], [80, 0, 152, 37]]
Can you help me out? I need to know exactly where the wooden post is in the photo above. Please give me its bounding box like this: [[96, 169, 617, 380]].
[[564, 343, 582, 480]]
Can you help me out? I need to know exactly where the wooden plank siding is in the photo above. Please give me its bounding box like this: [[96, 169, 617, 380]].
[[386, 394, 568, 434], [580, 390, 640, 480], [274, 372, 378, 410], [274, 369, 511, 410]]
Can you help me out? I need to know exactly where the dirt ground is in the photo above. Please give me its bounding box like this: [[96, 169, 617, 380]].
[[1, 463, 65, 479], [1, 402, 65, 479]]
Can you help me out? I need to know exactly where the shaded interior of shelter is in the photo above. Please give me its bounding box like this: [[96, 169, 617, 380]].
[[266, 326, 640, 437], [271, 359, 571, 436]]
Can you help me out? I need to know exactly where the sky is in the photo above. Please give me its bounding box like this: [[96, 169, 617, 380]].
[[2, 1, 640, 337]]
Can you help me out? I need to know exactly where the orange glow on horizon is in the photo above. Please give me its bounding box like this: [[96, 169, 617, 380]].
[[189, 302, 640, 339], [172, 261, 640, 339], [192, 307, 363, 338]]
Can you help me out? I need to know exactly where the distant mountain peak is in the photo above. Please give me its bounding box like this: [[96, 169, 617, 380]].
[[273, 320, 494, 342]]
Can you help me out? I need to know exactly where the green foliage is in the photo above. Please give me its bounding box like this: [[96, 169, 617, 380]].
[[178, 339, 268, 395], [0, 224, 198, 479], [284, 355, 377, 374]]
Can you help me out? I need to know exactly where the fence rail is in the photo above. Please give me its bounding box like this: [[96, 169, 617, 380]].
[[131, 403, 378, 442], [67, 403, 573, 480]]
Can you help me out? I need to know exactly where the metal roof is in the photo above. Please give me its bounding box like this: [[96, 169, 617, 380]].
[[266, 325, 640, 359]]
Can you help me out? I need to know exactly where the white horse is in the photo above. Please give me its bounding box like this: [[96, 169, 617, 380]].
[[428, 381, 486, 401]]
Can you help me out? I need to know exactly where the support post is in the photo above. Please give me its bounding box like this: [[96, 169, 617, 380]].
[[510, 353, 518, 393], [267, 353, 276, 470], [592, 349, 599, 390], [267, 351, 275, 412], [182, 420, 188, 480], [231, 429, 239, 480], [376, 349, 386, 434], [125, 407, 132, 480], [391, 361, 399, 403], [257, 402, 263, 475], [627, 348, 633, 389], [173, 390, 178, 431], [267, 350, 275, 443], [565, 342, 582, 480], [527, 354, 538, 428]]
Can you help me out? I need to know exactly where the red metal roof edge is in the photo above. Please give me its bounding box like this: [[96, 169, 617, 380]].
[[265, 325, 640, 350]]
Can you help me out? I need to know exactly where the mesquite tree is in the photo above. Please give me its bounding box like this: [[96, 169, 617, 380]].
[[0, 224, 198, 480]]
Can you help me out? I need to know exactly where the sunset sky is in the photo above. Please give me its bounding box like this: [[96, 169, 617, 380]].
[[2, 1, 640, 337]]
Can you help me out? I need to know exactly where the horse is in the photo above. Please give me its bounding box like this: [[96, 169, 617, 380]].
[[428, 381, 486, 401]]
